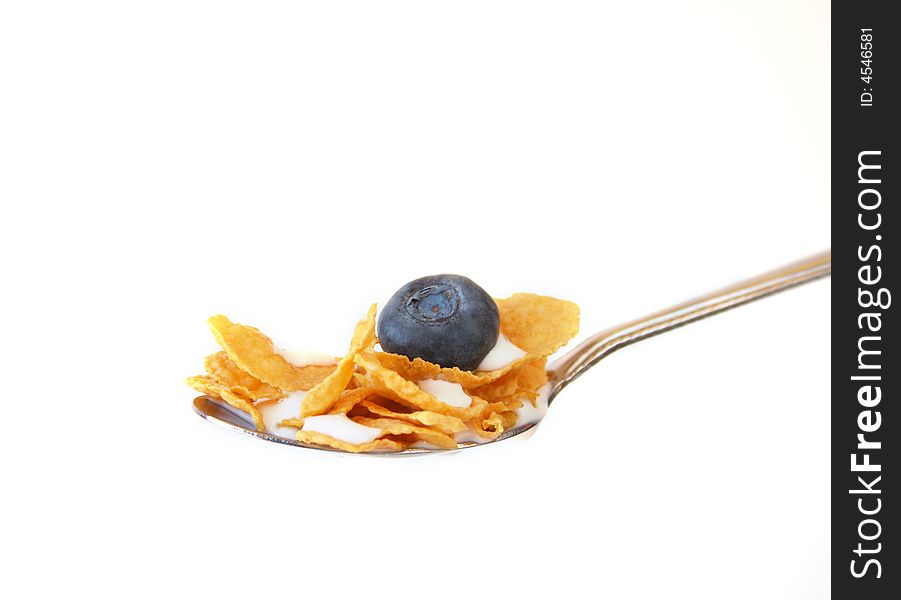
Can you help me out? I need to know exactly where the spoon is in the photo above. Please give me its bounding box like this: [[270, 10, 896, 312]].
[[193, 250, 831, 455]]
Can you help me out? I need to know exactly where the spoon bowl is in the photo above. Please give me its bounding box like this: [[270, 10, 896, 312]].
[[193, 251, 831, 455]]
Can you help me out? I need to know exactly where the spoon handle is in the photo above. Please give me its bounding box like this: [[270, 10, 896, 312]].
[[546, 251, 831, 401]]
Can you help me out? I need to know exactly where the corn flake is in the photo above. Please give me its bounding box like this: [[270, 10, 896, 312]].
[[208, 315, 335, 392], [359, 399, 467, 435], [300, 304, 377, 417], [204, 351, 285, 401], [186, 375, 265, 431], [295, 430, 405, 453], [351, 417, 457, 449], [355, 352, 488, 420], [495, 293, 580, 355]]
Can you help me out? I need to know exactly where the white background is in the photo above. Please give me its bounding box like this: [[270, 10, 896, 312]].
[[1, 1, 829, 599]]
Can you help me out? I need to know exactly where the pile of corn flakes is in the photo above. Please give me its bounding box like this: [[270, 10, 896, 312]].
[[187, 294, 579, 452]]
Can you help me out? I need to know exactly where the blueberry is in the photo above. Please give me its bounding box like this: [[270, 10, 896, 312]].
[[377, 274, 499, 371]]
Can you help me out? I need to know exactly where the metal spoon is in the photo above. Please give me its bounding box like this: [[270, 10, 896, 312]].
[[193, 251, 831, 455]]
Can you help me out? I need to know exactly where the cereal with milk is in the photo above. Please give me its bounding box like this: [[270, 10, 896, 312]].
[[187, 276, 578, 452]]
